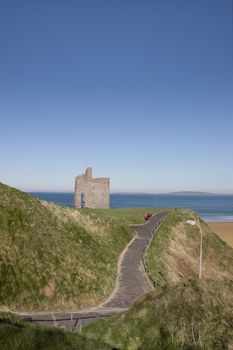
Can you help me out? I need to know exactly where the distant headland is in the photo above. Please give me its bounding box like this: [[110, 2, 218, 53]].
[[168, 191, 214, 196]]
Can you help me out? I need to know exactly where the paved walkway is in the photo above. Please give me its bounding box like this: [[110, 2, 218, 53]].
[[101, 211, 167, 309], [20, 211, 167, 331]]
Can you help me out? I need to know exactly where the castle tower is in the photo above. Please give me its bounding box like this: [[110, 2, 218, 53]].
[[74, 167, 110, 208]]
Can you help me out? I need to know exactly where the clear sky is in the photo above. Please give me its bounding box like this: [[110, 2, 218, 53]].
[[0, 0, 232, 193]]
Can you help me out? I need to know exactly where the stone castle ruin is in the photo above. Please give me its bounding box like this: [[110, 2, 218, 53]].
[[74, 167, 110, 208]]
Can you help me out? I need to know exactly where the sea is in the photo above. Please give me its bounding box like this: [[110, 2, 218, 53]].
[[30, 193, 233, 222]]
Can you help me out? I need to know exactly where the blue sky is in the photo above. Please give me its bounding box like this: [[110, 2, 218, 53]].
[[0, 0, 232, 193]]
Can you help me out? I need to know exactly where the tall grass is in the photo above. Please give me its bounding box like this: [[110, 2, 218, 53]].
[[83, 279, 233, 349], [0, 312, 112, 350], [146, 209, 233, 287], [0, 182, 156, 312]]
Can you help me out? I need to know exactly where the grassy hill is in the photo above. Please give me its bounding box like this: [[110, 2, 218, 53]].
[[1, 183, 233, 348], [83, 280, 233, 349], [146, 209, 233, 287], [82, 210, 233, 349], [1, 280, 233, 349], [0, 182, 155, 312], [0, 312, 112, 350]]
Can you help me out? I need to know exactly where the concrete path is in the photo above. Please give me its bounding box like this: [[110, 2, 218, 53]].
[[100, 211, 167, 309], [20, 211, 167, 331]]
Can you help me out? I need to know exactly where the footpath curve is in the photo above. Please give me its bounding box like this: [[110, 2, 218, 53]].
[[20, 211, 167, 331]]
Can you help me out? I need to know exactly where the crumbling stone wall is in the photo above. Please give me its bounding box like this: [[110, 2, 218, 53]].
[[74, 167, 110, 208]]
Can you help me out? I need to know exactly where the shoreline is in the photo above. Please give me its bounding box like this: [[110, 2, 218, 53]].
[[207, 222, 233, 248]]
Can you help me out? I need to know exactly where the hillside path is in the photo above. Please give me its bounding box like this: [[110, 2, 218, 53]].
[[20, 211, 167, 331], [100, 211, 167, 309]]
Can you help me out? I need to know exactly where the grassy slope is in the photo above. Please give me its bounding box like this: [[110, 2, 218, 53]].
[[83, 280, 233, 349], [146, 209, 233, 287], [0, 182, 155, 312], [82, 210, 233, 349], [0, 312, 112, 350]]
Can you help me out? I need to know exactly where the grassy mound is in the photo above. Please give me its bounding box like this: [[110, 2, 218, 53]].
[[83, 210, 233, 349], [146, 209, 233, 287], [0, 312, 113, 350], [0, 182, 155, 312], [83, 280, 233, 349]]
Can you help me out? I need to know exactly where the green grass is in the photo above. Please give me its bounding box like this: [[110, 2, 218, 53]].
[[0, 182, 156, 312], [145, 209, 187, 287], [0, 312, 113, 350], [81, 209, 233, 349], [82, 280, 233, 349], [81, 207, 157, 225], [2, 281, 232, 350], [1, 183, 233, 349], [146, 209, 233, 288]]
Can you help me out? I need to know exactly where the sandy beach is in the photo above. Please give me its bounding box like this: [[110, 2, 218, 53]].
[[208, 222, 233, 248]]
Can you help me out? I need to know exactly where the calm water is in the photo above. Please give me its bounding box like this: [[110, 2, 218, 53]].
[[30, 192, 233, 222]]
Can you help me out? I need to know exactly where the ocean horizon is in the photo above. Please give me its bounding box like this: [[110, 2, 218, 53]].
[[29, 192, 233, 222]]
